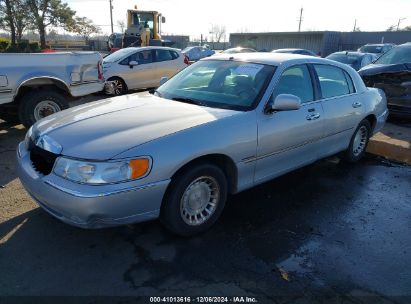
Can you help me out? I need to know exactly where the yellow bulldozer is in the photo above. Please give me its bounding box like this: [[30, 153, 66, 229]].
[[122, 6, 166, 48]]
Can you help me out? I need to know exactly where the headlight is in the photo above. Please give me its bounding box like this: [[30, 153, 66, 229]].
[[53, 157, 151, 184]]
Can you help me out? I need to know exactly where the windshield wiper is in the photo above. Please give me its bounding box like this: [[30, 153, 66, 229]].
[[171, 97, 207, 107]]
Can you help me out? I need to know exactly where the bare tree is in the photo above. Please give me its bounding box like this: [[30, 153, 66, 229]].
[[117, 20, 125, 33], [209, 24, 226, 43]]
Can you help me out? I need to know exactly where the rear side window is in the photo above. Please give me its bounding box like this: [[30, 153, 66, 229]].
[[314, 65, 350, 98], [155, 49, 173, 62], [343, 70, 355, 94], [272, 64, 314, 103]]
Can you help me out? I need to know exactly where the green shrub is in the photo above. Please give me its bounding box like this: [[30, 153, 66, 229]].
[[29, 42, 40, 52], [5, 44, 19, 53], [0, 41, 9, 52], [0, 37, 10, 52], [17, 40, 29, 52]]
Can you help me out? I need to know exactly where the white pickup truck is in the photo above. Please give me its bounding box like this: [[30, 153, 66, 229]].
[[0, 52, 105, 127]]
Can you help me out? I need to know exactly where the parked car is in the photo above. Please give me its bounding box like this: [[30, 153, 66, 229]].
[[17, 53, 387, 236], [182, 46, 215, 61], [221, 47, 257, 54], [0, 52, 104, 127], [358, 43, 395, 56], [272, 48, 317, 56], [326, 51, 377, 71], [103, 46, 188, 95], [359, 43, 411, 118]]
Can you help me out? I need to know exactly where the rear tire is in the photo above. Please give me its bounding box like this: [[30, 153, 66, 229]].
[[18, 90, 69, 128], [161, 163, 228, 237], [342, 119, 371, 162]]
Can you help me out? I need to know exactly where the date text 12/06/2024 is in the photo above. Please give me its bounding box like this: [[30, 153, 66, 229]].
[[149, 296, 258, 303]]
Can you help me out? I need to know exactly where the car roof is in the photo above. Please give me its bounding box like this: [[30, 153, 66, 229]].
[[329, 51, 366, 56], [202, 52, 334, 66], [272, 48, 309, 52], [363, 43, 392, 47], [123, 46, 181, 52]]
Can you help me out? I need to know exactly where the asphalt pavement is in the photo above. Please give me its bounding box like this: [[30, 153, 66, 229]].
[[0, 116, 410, 303]]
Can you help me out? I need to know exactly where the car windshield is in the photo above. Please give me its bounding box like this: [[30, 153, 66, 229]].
[[327, 53, 361, 65], [156, 60, 275, 111], [182, 47, 196, 53], [360, 45, 383, 54], [104, 48, 135, 63], [375, 46, 411, 65]]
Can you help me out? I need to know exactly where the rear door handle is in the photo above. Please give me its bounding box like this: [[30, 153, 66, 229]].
[[306, 113, 321, 121], [352, 101, 362, 108]]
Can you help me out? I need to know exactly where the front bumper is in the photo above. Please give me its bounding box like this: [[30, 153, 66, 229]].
[[16, 142, 170, 229], [69, 81, 105, 97]]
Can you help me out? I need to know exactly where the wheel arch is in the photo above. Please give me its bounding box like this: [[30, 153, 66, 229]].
[[169, 153, 238, 195], [15, 77, 70, 103], [364, 114, 377, 132]]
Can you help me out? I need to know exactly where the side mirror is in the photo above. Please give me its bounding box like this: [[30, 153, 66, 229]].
[[160, 77, 168, 86], [269, 94, 301, 112], [129, 61, 138, 68], [162, 16, 166, 23]]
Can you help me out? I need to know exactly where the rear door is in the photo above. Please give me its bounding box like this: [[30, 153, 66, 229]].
[[313, 64, 365, 157], [255, 64, 325, 183], [152, 49, 180, 85]]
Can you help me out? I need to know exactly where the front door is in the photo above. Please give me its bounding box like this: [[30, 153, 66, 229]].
[[119, 50, 155, 90], [255, 64, 324, 183]]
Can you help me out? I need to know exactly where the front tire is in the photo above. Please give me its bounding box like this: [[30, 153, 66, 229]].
[[18, 90, 69, 128], [343, 119, 371, 162], [161, 163, 228, 237]]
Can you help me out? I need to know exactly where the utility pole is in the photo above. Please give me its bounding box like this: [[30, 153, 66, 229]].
[[397, 17, 406, 31], [109, 0, 114, 34], [353, 19, 357, 32], [298, 7, 303, 32]]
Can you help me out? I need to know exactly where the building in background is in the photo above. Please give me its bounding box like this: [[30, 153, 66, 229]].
[[230, 31, 411, 56]]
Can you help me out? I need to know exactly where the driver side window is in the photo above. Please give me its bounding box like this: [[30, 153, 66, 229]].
[[271, 64, 314, 103], [120, 52, 138, 65], [120, 50, 153, 65]]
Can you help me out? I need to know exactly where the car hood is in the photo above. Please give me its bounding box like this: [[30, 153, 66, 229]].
[[34, 92, 239, 160], [358, 63, 411, 98], [359, 63, 411, 76]]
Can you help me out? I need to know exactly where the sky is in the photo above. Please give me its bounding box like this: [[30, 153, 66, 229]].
[[65, 0, 411, 39]]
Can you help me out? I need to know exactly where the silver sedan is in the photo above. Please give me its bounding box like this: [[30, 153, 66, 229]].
[[17, 53, 388, 236]]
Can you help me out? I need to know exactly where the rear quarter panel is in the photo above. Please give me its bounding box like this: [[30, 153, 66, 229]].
[[0, 52, 103, 101]]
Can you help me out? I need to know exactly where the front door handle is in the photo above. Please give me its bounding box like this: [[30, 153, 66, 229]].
[[306, 113, 321, 121], [352, 101, 362, 108]]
